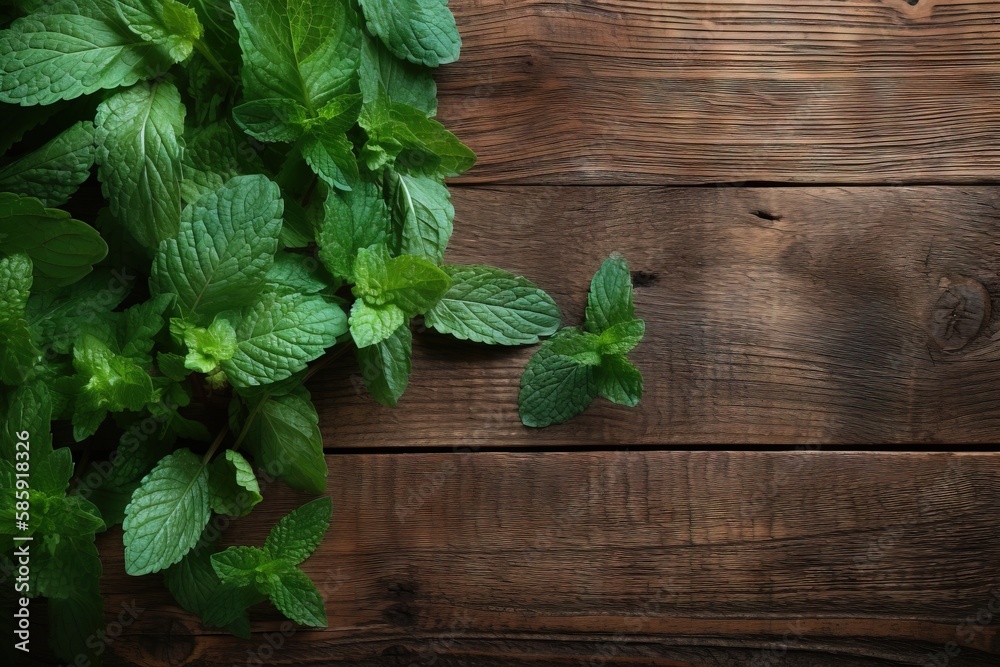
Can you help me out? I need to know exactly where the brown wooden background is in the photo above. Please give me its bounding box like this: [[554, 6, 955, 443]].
[[88, 0, 1000, 664]]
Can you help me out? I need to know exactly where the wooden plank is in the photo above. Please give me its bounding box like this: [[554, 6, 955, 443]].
[[438, 0, 1000, 184], [311, 185, 1000, 446], [87, 452, 1000, 665]]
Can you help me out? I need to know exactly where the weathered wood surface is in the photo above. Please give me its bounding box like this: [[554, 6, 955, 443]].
[[440, 0, 1000, 184], [87, 452, 999, 665], [312, 185, 1000, 446]]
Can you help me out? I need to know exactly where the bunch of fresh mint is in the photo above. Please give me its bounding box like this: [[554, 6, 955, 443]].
[[0, 0, 644, 663]]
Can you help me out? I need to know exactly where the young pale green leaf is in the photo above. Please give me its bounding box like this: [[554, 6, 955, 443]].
[[263, 496, 331, 565], [184, 317, 238, 374], [318, 173, 389, 280], [518, 330, 599, 428], [211, 545, 267, 587], [121, 293, 172, 362], [220, 291, 347, 387], [238, 386, 327, 493], [585, 253, 635, 334], [349, 300, 405, 348], [352, 244, 451, 315], [208, 450, 262, 516], [0, 2, 173, 106], [596, 354, 642, 407], [356, 323, 411, 406], [388, 170, 452, 263], [0, 193, 108, 289], [231, 0, 360, 112], [116, 0, 204, 61], [362, 102, 476, 177], [232, 98, 308, 143], [598, 319, 645, 356], [360, 31, 436, 115], [96, 80, 186, 250], [151, 174, 283, 319], [425, 265, 562, 345], [263, 563, 327, 627], [358, 0, 460, 67], [70, 333, 156, 440], [122, 448, 212, 575], [0, 120, 95, 207]]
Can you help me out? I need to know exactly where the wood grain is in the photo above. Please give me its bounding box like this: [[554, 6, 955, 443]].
[[83, 452, 1000, 665], [437, 0, 1000, 184], [309, 185, 1000, 446]]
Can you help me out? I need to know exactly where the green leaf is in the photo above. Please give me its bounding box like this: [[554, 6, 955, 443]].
[[44, 536, 103, 665], [425, 265, 561, 345], [95, 80, 186, 250], [0, 253, 38, 383], [263, 563, 327, 627], [265, 253, 332, 295], [151, 174, 283, 319], [358, 0, 461, 67], [348, 300, 405, 348], [231, 0, 360, 113], [211, 545, 267, 587], [356, 323, 411, 406], [163, 545, 255, 638], [596, 354, 642, 407], [598, 319, 645, 356], [181, 121, 262, 204], [70, 333, 156, 440], [361, 101, 475, 177], [301, 129, 358, 191], [116, 0, 204, 62], [122, 448, 212, 575], [208, 450, 262, 516], [264, 496, 331, 565], [0, 1, 173, 106], [221, 291, 347, 388], [585, 253, 635, 334], [388, 170, 452, 263], [238, 386, 327, 494], [0, 120, 95, 207], [184, 316, 238, 375], [232, 97, 308, 143], [360, 31, 436, 115], [519, 330, 598, 428], [352, 244, 451, 315], [0, 193, 108, 289], [1, 382, 51, 472], [317, 173, 389, 280]]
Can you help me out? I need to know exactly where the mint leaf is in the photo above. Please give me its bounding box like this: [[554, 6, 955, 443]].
[[349, 300, 405, 348], [358, 0, 461, 67], [598, 319, 645, 356], [360, 31, 436, 115], [184, 317, 238, 375], [96, 80, 186, 250], [220, 290, 347, 388], [518, 329, 598, 428], [263, 496, 331, 565], [356, 323, 411, 406], [425, 265, 561, 345], [0, 2, 172, 106], [163, 544, 256, 638], [263, 563, 327, 627], [265, 253, 332, 295], [301, 129, 359, 191], [388, 170, 452, 263], [181, 121, 263, 204], [318, 173, 389, 280], [122, 448, 212, 575], [0, 120, 95, 207], [596, 354, 642, 407], [231, 0, 360, 113], [361, 101, 476, 177], [44, 536, 103, 665], [238, 386, 327, 494], [232, 97, 308, 143], [211, 545, 267, 587], [585, 253, 635, 334], [0, 253, 38, 384], [151, 174, 283, 319], [352, 244, 451, 315], [208, 450, 262, 516], [0, 193, 108, 289], [116, 0, 204, 62]]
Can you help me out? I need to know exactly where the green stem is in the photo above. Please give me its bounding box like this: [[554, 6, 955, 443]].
[[202, 425, 229, 465], [194, 40, 235, 86]]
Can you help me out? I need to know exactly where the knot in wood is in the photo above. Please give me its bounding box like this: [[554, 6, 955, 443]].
[[930, 276, 990, 351]]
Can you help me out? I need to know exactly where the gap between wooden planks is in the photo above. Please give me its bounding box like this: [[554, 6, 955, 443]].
[[90, 451, 999, 666], [438, 0, 1000, 184], [309, 185, 1000, 446]]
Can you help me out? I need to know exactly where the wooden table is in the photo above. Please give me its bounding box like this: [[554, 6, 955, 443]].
[[96, 1, 1000, 664]]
